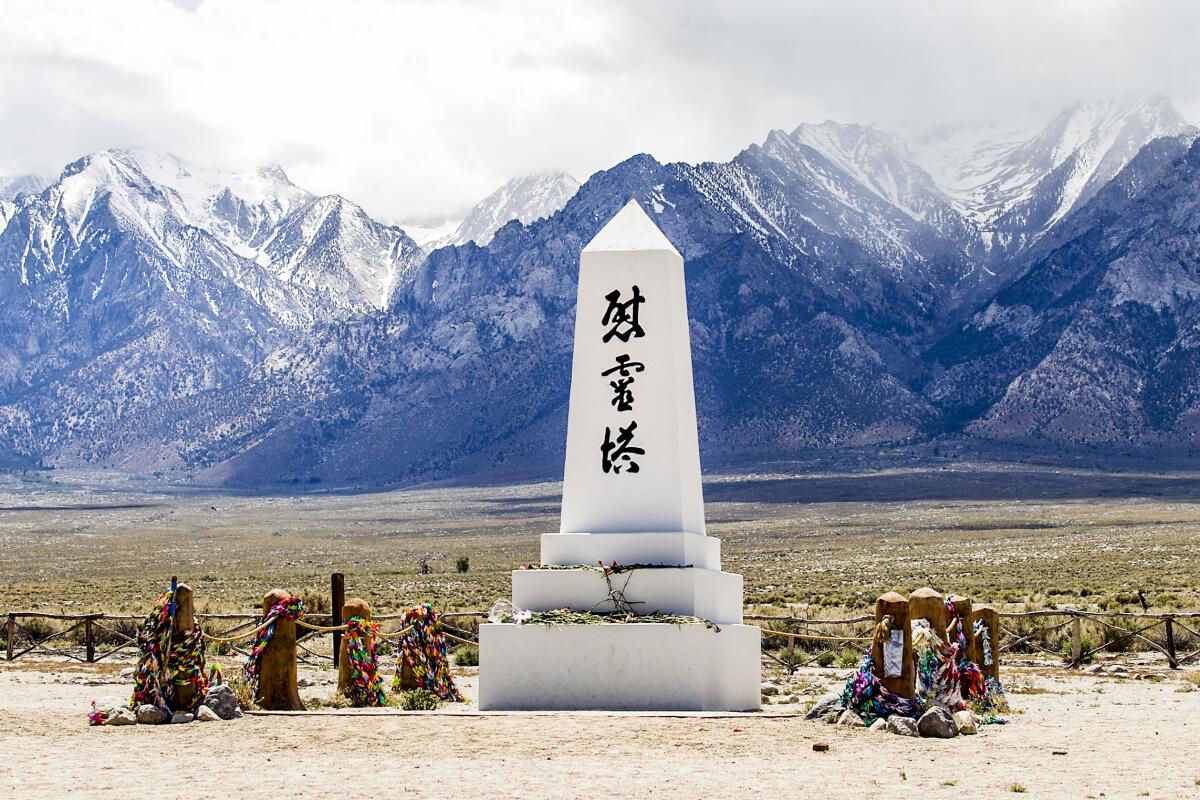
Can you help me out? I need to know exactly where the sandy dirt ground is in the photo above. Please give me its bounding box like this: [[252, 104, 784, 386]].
[[1, 661, 1197, 799]]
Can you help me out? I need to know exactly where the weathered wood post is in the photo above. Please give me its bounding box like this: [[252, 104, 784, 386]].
[[85, 617, 95, 664], [973, 604, 1001, 681], [331, 573, 345, 668], [872, 592, 913, 700], [1164, 616, 1178, 669], [257, 589, 304, 711], [7, 614, 15, 660], [171, 584, 197, 710], [787, 623, 796, 674], [948, 594, 974, 656], [908, 587, 949, 643], [1070, 614, 1083, 665], [337, 598, 372, 700]]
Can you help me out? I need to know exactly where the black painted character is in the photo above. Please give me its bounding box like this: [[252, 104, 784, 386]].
[[600, 421, 645, 474], [601, 286, 646, 343]]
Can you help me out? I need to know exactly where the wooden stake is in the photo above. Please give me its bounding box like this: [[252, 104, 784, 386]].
[[85, 618, 95, 664], [872, 592, 913, 700], [256, 589, 305, 711], [331, 573, 345, 668], [973, 604, 1001, 681], [7, 614, 15, 661], [908, 587, 949, 643], [1165, 616, 1178, 669], [171, 584, 197, 710], [1070, 615, 1082, 666], [337, 598, 372, 703], [949, 595, 974, 657]]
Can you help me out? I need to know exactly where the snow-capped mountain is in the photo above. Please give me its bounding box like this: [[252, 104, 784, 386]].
[[3, 96, 1199, 482], [0, 174, 46, 201], [432, 171, 580, 249], [909, 94, 1195, 250]]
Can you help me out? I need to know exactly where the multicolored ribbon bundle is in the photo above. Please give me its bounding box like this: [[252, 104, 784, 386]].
[[343, 616, 386, 707], [88, 700, 110, 726], [839, 652, 919, 723], [393, 603, 463, 702], [946, 598, 990, 706], [243, 595, 303, 691], [129, 584, 221, 713]]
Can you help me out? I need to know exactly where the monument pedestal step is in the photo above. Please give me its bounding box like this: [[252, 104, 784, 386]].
[[477, 622, 761, 711], [512, 567, 742, 625], [541, 531, 720, 571]]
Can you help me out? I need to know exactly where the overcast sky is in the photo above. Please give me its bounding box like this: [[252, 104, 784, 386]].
[[1, 0, 1197, 221]]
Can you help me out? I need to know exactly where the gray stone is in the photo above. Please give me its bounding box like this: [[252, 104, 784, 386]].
[[837, 710, 866, 727], [887, 716, 920, 737], [195, 705, 221, 722], [1107, 665, 1129, 677], [135, 704, 169, 725], [1083, 664, 1104, 675], [805, 696, 845, 720], [869, 718, 888, 733], [953, 709, 977, 735], [776, 694, 799, 705], [760, 682, 780, 697], [169, 712, 194, 724], [917, 707, 959, 738], [119, 667, 136, 678], [821, 710, 841, 724], [203, 684, 243, 720], [107, 707, 137, 726]]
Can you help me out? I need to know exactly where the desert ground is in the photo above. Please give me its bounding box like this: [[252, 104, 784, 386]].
[[1, 658, 1198, 799], [2, 454, 1199, 798]]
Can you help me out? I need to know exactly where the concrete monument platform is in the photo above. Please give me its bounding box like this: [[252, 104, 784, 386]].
[[477, 200, 760, 711]]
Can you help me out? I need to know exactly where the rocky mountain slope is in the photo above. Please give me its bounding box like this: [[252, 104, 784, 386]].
[[1, 95, 1196, 484]]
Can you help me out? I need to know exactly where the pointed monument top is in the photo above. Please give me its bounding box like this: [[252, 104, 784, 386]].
[[582, 199, 681, 256]]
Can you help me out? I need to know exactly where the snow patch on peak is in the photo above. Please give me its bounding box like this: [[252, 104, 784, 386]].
[[441, 170, 580, 248], [0, 174, 48, 201]]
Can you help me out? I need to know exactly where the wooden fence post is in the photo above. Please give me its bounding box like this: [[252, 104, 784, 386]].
[[786, 623, 796, 674], [1164, 616, 1178, 669], [974, 605, 1000, 681], [331, 573, 345, 668], [6, 614, 14, 661], [337, 598, 371, 703], [908, 587, 949, 644], [948, 594, 974, 657], [171, 585, 197, 710], [1070, 615, 1082, 665], [872, 592, 913, 700], [85, 617, 95, 664], [257, 589, 305, 711]]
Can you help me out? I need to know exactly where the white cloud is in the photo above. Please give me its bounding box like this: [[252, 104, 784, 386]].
[[0, 0, 1196, 221]]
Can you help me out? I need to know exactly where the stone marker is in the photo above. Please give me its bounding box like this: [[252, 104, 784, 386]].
[[107, 706, 137, 726], [837, 709, 866, 726], [203, 684, 243, 719], [135, 704, 169, 725], [887, 715, 920, 737], [953, 709, 977, 735], [479, 201, 760, 711], [869, 718, 888, 733], [195, 705, 221, 722], [169, 712, 193, 724], [908, 587, 949, 643], [256, 589, 304, 711], [337, 597, 373, 702], [917, 706, 958, 738]]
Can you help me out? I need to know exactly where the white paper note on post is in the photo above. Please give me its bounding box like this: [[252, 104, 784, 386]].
[[884, 629, 904, 677]]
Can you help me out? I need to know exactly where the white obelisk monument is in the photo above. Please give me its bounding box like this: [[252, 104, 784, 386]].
[[478, 200, 760, 711]]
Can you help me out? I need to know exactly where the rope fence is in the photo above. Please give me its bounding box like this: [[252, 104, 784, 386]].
[[5, 604, 1197, 670]]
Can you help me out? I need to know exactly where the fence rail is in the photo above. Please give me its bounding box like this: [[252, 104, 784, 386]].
[[6, 606, 1195, 671]]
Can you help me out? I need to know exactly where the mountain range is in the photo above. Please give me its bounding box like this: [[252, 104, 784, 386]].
[[1, 93, 1198, 485]]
